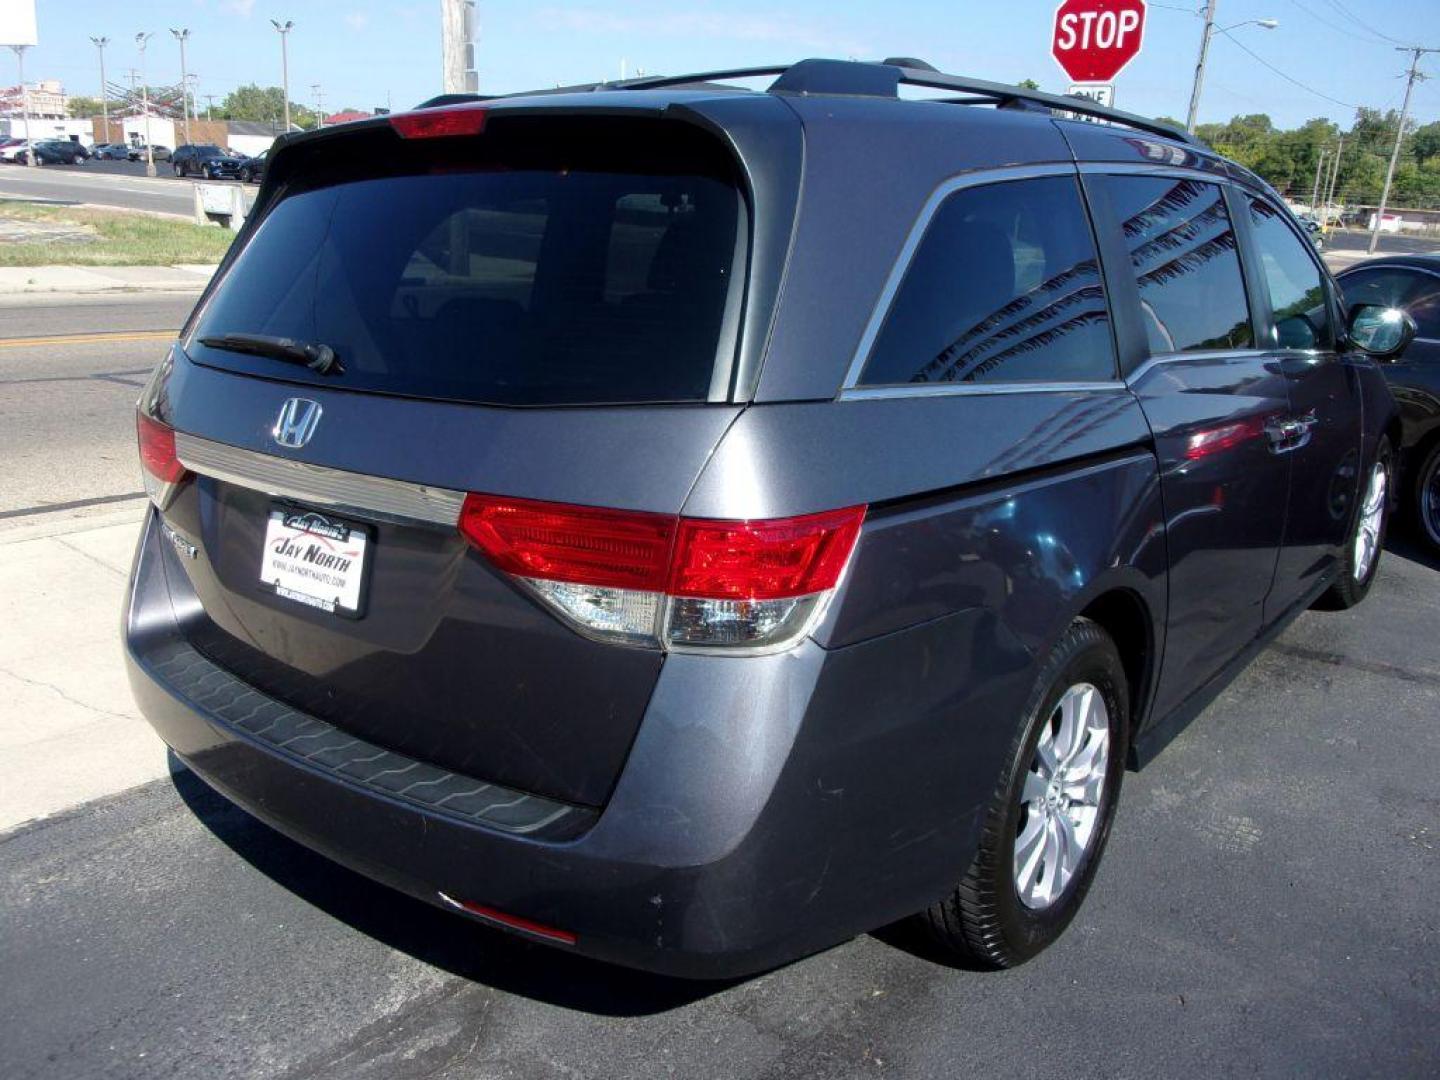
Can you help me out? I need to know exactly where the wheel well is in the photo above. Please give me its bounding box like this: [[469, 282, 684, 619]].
[[1078, 590, 1152, 733], [1400, 421, 1437, 482]]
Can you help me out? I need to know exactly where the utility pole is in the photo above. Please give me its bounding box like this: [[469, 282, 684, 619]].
[[170, 28, 192, 145], [1186, 0, 1218, 134], [1310, 147, 1328, 214], [11, 46, 36, 167], [204, 93, 216, 121], [136, 32, 155, 176], [441, 0, 479, 93], [90, 37, 110, 138], [311, 83, 325, 128], [270, 19, 293, 132], [1323, 135, 1343, 227], [1368, 45, 1437, 254]]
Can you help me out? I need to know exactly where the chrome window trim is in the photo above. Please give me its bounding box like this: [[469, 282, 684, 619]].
[[1076, 160, 1255, 187], [175, 433, 466, 528], [839, 162, 1082, 392], [1123, 348, 1275, 385], [841, 381, 1128, 401]]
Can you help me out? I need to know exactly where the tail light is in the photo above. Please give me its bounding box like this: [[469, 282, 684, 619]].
[[389, 106, 488, 140], [136, 410, 189, 509], [459, 495, 866, 652]]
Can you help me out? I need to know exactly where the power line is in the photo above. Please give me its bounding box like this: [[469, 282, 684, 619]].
[[1286, 0, 1395, 49], [1217, 33, 1362, 109], [1321, 0, 1408, 47]]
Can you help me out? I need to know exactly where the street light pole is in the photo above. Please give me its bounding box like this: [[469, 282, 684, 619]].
[[270, 19, 293, 133], [1185, 7, 1280, 134], [90, 36, 110, 140], [136, 32, 155, 177], [1310, 148, 1328, 215], [170, 29, 191, 145], [1367, 45, 1438, 255], [11, 45, 36, 167]]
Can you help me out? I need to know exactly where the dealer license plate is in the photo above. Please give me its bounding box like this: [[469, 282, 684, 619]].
[[260, 506, 370, 617]]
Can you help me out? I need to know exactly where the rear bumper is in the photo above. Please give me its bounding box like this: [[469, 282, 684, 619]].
[[126, 508, 1029, 978]]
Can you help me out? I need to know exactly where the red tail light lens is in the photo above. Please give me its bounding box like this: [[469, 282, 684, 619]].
[[137, 411, 185, 483], [459, 495, 866, 651], [389, 106, 488, 140], [670, 507, 867, 600], [459, 495, 675, 591]]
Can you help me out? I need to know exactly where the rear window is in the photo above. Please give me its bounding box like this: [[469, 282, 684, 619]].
[[187, 118, 746, 406]]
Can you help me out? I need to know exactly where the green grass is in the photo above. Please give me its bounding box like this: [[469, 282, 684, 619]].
[[0, 199, 236, 267]]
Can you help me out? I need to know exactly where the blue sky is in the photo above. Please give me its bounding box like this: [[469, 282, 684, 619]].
[[13, 0, 1440, 128]]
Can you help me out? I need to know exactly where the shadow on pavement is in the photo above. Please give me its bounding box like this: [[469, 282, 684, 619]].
[[169, 757, 738, 1017], [1385, 526, 1440, 573]]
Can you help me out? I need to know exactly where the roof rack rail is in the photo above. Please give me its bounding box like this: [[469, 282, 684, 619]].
[[411, 58, 1198, 149]]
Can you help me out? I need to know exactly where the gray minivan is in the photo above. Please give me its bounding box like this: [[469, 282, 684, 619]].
[[126, 60, 1402, 977]]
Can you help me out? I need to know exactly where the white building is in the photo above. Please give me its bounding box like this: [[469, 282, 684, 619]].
[[0, 116, 95, 146]]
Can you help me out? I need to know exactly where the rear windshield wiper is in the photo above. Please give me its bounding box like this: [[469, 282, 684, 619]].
[[197, 333, 342, 375]]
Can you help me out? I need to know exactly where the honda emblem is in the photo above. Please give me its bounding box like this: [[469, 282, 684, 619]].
[[272, 398, 323, 449]]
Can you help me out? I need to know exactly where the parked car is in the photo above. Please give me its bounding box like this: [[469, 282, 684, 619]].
[[171, 143, 243, 179], [93, 143, 132, 160], [1336, 254, 1440, 551], [1299, 216, 1325, 250], [14, 139, 87, 165], [125, 59, 1402, 979], [128, 143, 171, 162], [0, 137, 25, 162], [238, 148, 267, 184]]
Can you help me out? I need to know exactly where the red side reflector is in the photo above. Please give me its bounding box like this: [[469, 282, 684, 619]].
[[669, 506, 867, 600], [459, 494, 675, 591], [1184, 415, 1267, 460], [389, 106, 488, 140], [448, 897, 577, 945], [136, 411, 186, 483]]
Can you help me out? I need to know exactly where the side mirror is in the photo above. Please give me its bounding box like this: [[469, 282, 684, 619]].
[[1347, 303, 1416, 360]]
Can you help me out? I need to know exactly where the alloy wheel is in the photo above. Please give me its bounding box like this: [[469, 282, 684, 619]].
[[1013, 682, 1111, 910], [1353, 460, 1387, 582], [1422, 456, 1440, 549]]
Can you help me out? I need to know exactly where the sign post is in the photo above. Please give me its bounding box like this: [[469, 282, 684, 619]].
[[2, 1, 39, 168], [1051, 0, 1147, 84]]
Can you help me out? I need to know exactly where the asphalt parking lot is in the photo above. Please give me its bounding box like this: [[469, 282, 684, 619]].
[[1, 284, 1438, 1077]]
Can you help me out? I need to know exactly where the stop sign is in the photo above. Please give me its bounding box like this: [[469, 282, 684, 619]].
[[1051, 0, 1147, 83]]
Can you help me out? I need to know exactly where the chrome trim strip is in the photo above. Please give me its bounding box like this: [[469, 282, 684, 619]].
[[839, 162, 1081, 392], [840, 380, 1128, 401], [1123, 349, 1273, 385], [175, 433, 466, 527]]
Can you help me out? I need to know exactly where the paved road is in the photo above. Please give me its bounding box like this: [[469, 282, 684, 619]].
[[0, 162, 232, 217], [0, 295, 191, 517], [1327, 228, 1440, 256], [2, 537, 1437, 1079]]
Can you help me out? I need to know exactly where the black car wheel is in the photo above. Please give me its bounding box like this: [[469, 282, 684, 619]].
[[1319, 436, 1394, 609], [921, 617, 1128, 968], [1414, 441, 1440, 554]]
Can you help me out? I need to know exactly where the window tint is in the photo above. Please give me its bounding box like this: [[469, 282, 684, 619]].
[[1247, 198, 1332, 349], [860, 176, 1114, 386], [188, 121, 743, 407], [1341, 267, 1440, 339], [1106, 176, 1253, 354]]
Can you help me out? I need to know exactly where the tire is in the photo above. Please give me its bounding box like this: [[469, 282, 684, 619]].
[[1318, 436, 1394, 609], [1412, 441, 1440, 556], [921, 618, 1129, 968]]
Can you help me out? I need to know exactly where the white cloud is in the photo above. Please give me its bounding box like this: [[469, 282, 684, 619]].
[[222, 0, 256, 16], [344, 11, 371, 32]]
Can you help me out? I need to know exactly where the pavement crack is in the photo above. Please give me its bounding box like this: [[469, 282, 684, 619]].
[[0, 662, 136, 722], [54, 535, 128, 578], [1269, 642, 1440, 688]]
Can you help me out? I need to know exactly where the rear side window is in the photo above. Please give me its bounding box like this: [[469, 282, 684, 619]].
[[1247, 197, 1333, 349], [1105, 176, 1253, 354], [859, 176, 1115, 386], [188, 119, 745, 407], [1340, 267, 1440, 339]]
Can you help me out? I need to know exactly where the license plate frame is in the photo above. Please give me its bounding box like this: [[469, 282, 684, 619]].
[[260, 503, 373, 619]]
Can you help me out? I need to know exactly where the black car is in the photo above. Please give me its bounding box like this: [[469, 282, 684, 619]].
[[16, 139, 87, 165], [1336, 254, 1440, 550], [172, 143, 243, 179], [125, 59, 1403, 979], [238, 148, 267, 183]]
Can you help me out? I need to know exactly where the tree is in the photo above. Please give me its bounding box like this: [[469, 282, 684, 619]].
[[1017, 78, 1041, 90], [1413, 121, 1440, 168], [218, 84, 316, 130], [66, 95, 104, 118]]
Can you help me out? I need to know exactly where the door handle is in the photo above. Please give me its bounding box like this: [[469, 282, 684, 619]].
[[1265, 411, 1316, 454]]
